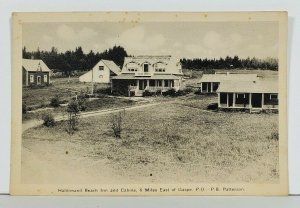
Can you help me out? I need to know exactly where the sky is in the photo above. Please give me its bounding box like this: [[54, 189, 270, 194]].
[[22, 21, 278, 59]]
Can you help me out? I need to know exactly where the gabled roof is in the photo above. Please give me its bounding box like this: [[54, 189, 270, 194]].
[[217, 79, 278, 93], [200, 73, 258, 83], [122, 55, 182, 75], [22, 59, 51, 72], [101, 59, 121, 75]]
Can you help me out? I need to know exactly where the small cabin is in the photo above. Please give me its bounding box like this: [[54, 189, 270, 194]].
[[22, 59, 51, 86], [199, 72, 258, 93], [217, 79, 278, 111]]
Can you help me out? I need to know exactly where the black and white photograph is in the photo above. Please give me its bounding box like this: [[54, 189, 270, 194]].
[[10, 12, 288, 196]]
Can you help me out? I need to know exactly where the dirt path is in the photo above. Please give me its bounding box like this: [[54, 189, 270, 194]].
[[22, 101, 173, 133]]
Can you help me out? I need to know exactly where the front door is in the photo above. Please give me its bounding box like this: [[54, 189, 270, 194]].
[[139, 80, 145, 90], [37, 76, 41, 85], [251, 93, 262, 108]]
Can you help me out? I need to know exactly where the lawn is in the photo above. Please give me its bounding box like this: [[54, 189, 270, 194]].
[[21, 95, 279, 184]]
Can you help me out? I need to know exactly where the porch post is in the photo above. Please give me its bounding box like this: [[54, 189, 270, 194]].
[[136, 80, 139, 90], [261, 93, 264, 109], [226, 93, 229, 108], [147, 79, 149, 89], [249, 93, 252, 108], [110, 79, 113, 93], [211, 82, 213, 93], [233, 93, 236, 107], [162, 79, 164, 91], [200, 82, 203, 93]]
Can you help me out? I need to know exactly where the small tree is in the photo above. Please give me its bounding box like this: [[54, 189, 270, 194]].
[[50, 96, 60, 108], [66, 100, 80, 134], [111, 109, 125, 139], [41, 112, 55, 127]]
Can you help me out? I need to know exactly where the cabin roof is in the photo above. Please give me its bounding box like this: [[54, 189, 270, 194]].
[[22, 59, 51, 72], [101, 59, 121, 75], [111, 73, 180, 80], [200, 73, 258, 83], [122, 55, 182, 74], [217, 79, 278, 93]]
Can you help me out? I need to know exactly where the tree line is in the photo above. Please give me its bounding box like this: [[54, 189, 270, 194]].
[[23, 46, 278, 75], [180, 56, 278, 71], [22, 45, 128, 75]]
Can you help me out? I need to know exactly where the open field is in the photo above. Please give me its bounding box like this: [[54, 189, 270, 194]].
[[21, 95, 279, 184], [22, 77, 110, 107]]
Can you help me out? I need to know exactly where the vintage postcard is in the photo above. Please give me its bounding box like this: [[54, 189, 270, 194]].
[[11, 12, 288, 195]]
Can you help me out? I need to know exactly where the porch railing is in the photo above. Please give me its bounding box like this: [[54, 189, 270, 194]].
[[135, 72, 153, 77]]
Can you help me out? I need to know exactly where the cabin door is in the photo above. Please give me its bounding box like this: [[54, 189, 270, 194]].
[[251, 93, 262, 108], [37, 76, 41, 85]]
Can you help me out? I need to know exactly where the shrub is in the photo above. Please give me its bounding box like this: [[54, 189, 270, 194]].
[[142, 90, 153, 97], [207, 103, 218, 110], [77, 97, 87, 111], [111, 109, 125, 139], [66, 100, 80, 134], [183, 87, 193, 94], [22, 102, 27, 114], [95, 87, 111, 95], [163, 88, 177, 97], [50, 96, 60, 108], [194, 88, 202, 95], [41, 112, 55, 127]]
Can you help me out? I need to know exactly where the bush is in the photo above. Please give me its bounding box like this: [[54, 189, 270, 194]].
[[22, 102, 27, 114], [142, 90, 154, 97], [66, 100, 80, 134], [77, 97, 87, 111], [194, 88, 202, 95], [207, 103, 218, 110], [41, 112, 55, 127], [95, 87, 111, 95], [163, 88, 177, 97], [111, 109, 125, 139], [50, 96, 60, 108]]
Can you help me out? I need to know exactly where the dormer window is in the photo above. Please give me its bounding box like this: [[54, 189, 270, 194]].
[[143, 63, 149, 72]]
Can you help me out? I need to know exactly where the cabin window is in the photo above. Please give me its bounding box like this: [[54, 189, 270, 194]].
[[99, 66, 104, 71], [143, 64, 149, 72], [43, 75, 47, 82], [270, 94, 278, 99], [237, 93, 245, 99], [30, 75, 34, 83]]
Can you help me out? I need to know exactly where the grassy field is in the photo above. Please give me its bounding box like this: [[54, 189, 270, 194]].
[[22, 95, 279, 184], [22, 77, 110, 107]]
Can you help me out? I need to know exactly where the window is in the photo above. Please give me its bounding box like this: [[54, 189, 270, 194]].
[[237, 93, 245, 99], [270, 94, 278, 99], [43, 75, 47, 82], [99, 66, 104, 70], [99, 75, 103, 78], [30, 75, 34, 83]]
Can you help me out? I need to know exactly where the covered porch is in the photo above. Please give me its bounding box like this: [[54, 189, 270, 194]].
[[200, 82, 219, 93], [218, 92, 279, 110]]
